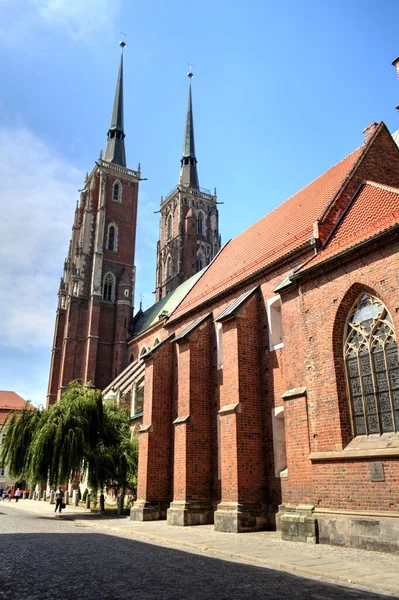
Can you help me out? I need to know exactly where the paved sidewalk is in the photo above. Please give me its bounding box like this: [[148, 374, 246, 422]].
[[4, 499, 399, 597]]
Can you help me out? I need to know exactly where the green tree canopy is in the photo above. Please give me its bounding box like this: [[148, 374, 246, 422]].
[[1, 382, 138, 496]]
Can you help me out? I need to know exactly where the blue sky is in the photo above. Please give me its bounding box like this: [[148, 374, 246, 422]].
[[0, 0, 398, 406]]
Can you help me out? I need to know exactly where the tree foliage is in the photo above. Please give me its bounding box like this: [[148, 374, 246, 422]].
[[1, 382, 138, 495]]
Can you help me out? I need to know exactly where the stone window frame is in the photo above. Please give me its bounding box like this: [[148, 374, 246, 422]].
[[102, 272, 116, 303], [267, 294, 284, 350], [112, 180, 122, 203], [106, 222, 118, 252]]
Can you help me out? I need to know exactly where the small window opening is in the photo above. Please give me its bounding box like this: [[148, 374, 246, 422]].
[[216, 322, 223, 369], [267, 295, 284, 350], [272, 407, 288, 477]]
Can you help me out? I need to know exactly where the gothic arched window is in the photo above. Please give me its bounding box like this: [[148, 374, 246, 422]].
[[344, 294, 399, 436], [167, 214, 172, 239], [196, 251, 205, 273], [197, 211, 204, 235], [113, 182, 121, 202], [107, 223, 117, 252], [166, 256, 173, 279], [103, 272, 115, 302]]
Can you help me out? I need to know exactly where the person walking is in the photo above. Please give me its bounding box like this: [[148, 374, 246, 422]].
[[54, 487, 64, 514], [14, 488, 21, 502], [0, 487, 3, 501]]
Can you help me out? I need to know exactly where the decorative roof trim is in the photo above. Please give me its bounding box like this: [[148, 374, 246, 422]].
[[173, 313, 211, 343], [215, 286, 258, 323]]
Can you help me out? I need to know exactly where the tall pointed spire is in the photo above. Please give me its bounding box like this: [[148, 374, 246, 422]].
[[104, 42, 126, 167], [179, 70, 199, 189]]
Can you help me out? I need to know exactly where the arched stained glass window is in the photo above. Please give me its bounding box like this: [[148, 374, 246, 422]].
[[103, 272, 115, 302], [345, 294, 399, 435]]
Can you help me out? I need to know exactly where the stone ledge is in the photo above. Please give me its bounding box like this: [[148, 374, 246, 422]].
[[310, 447, 399, 461], [173, 415, 190, 425], [218, 402, 241, 416], [281, 387, 307, 400], [138, 424, 153, 433]]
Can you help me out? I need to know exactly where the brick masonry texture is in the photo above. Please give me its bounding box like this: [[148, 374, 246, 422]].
[[131, 123, 399, 548]]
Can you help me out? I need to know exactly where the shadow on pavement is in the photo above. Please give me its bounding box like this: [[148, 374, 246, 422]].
[[0, 531, 394, 600]]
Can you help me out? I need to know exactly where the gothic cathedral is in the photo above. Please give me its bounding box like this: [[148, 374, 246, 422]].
[[47, 54, 220, 405]]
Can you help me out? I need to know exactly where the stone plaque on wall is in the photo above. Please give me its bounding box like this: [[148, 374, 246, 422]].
[[369, 462, 385, 482]]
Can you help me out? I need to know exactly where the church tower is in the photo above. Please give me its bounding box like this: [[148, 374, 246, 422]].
[[47, 44, 141, 406], [155, 72, 220, 301]]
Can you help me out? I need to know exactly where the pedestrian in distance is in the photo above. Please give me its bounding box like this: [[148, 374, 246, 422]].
[[14, 488, 21, 502], [54, 487, 64, 514], [0, 486, 3, 500]]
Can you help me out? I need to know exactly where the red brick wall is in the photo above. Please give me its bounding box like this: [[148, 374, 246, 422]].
[[172, 319, 213, 504], [281, 236, 399, 511], [137, 342, 174, 503]]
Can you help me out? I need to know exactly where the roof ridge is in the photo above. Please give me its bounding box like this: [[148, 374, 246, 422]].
[[226, 145, 364, 242], [364, 180, 399, 194]]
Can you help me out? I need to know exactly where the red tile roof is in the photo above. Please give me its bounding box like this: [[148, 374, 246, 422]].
[[0, 392, 31, 425], [0, 391, 28, 410], [171, 146, 363, 321], [300, 181, 399, 271]]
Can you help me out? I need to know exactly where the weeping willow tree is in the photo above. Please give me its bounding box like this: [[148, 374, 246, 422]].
[[1, 382, 138, 503]]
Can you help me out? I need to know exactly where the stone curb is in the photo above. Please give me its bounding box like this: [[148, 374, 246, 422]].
[[75, 520, 399, 597]]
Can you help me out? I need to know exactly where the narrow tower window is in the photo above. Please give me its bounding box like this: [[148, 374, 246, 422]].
[[196, 250, 205, 273], [103, 272, 115, 302], [113, 182, 120, 202], [167, 214, 172, 239], [197, 212, 204, 235], [344, 294, 399, 435], [108, 225, 116, 251], [166, 256, 173, 279]]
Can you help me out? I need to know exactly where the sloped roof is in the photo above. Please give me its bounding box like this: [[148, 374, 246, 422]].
[[298, 181, 399, 272], [0, 391, 27, 410], [170, 145, 363, 321], [0, 391, 30, 425], [131, 269, 204, 337]]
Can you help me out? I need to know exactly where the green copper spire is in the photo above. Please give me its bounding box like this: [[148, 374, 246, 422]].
[[104, 44, 126, 167], [179, 71, 199, 189]]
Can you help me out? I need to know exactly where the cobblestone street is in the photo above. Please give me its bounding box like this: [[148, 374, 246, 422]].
[[0, 502, 396, 600]]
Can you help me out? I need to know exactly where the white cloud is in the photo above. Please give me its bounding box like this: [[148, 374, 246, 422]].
[[0, 0, 122, 45], [32, 0, 122, 40], [0, 126, 83, 348]]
